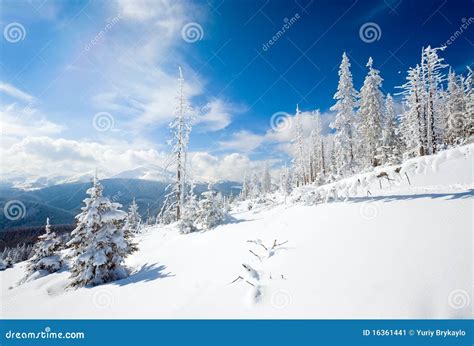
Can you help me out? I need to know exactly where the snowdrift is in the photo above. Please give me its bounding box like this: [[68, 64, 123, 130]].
[[1, 145, 473, 319]]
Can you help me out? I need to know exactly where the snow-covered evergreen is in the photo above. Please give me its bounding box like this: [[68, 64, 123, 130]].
[[195, 189, 227, 230], [330, 52, 358, 176], [358, 57, 384, 168], [67, 176, 136, 287], [169, 67, 193, 221], [398, 64, 426, 158], [178, 183, 200, 234], [279, 167, 293, 197], [124, 198, 142, 233], [445, 69, 469, 145], [261, 163, 272, 194], [420, 46, 448, 154], [309, 110, 326, 184], [293, 105, 308, 186], [240, 173, 252, 200], [24, 218, 62, 279], [251, 173, 261, 198], [377, 94, 401, 165]]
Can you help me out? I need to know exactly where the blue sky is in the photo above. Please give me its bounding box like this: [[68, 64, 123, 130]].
[[0, 0, 472, 184]]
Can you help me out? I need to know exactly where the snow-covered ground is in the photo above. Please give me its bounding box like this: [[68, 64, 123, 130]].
[[1, 145, 473, 319]]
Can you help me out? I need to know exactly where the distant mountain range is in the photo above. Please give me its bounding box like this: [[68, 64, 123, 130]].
[[0, 165, 175, 190], [0, 179, 242, 232]]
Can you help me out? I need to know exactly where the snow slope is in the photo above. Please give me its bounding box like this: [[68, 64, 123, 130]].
[[1, 145, 473, 319]]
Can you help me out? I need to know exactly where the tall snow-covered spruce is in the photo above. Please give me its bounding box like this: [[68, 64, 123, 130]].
[[67, 176, 136, 287], [262, 163, 272, 194], [398, 64, 426, 157], [377, 94, 401, 165], [293, 104, 308, 186], [420, 46, 448, 154], [169, 67, 193, 221], [358, 57, 384, 168], [330, 52, 358, 176], [24, 218, 62, 279]]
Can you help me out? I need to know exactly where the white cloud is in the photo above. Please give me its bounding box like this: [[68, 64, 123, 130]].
[[0, 82, 36, 103], [115, 0, 185, 24], [1, 135, 170, 182], [0, 103, 64, 141], [219, 130, 264, 152], [189, 152, 273, 182], [217, 109, 336, 154], [195, 99, 243, 132]]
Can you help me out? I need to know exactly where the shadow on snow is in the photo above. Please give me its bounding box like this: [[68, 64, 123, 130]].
[[113, 263, 174, 286], [345, 189, 473, 204]]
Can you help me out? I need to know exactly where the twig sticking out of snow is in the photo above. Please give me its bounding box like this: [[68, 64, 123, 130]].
[[405, 172, 411, 185], [247, 239, 268, 251], [249, 250, 263, 261], [231, 276, 243, 284], [271, 239, 289, 250]]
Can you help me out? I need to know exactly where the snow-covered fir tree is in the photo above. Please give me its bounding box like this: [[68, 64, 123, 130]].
[[24, 218, 62, 279], [445, 69, 468, 145], [169, 67, 193, 221], [251, 173, 261, 198], [0, 257, 12, 271], [195, 188, 226, 230], [279, 166, 293, 196], [377, 94, 401, 165], [330, 52, 358, 176], [465, 67, 474, 138], [398, 64, 426, 157], [420, 46, 448, 154], [293, 105, 308, 186], [178, 183, 200, 234], [309, 110, 325, 184], [261, 163, 272, 194], [240, 173, 251, 200], [124, 198, 142, 233], [67, 176, 136, 287], [358, 57, 384, 168]]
